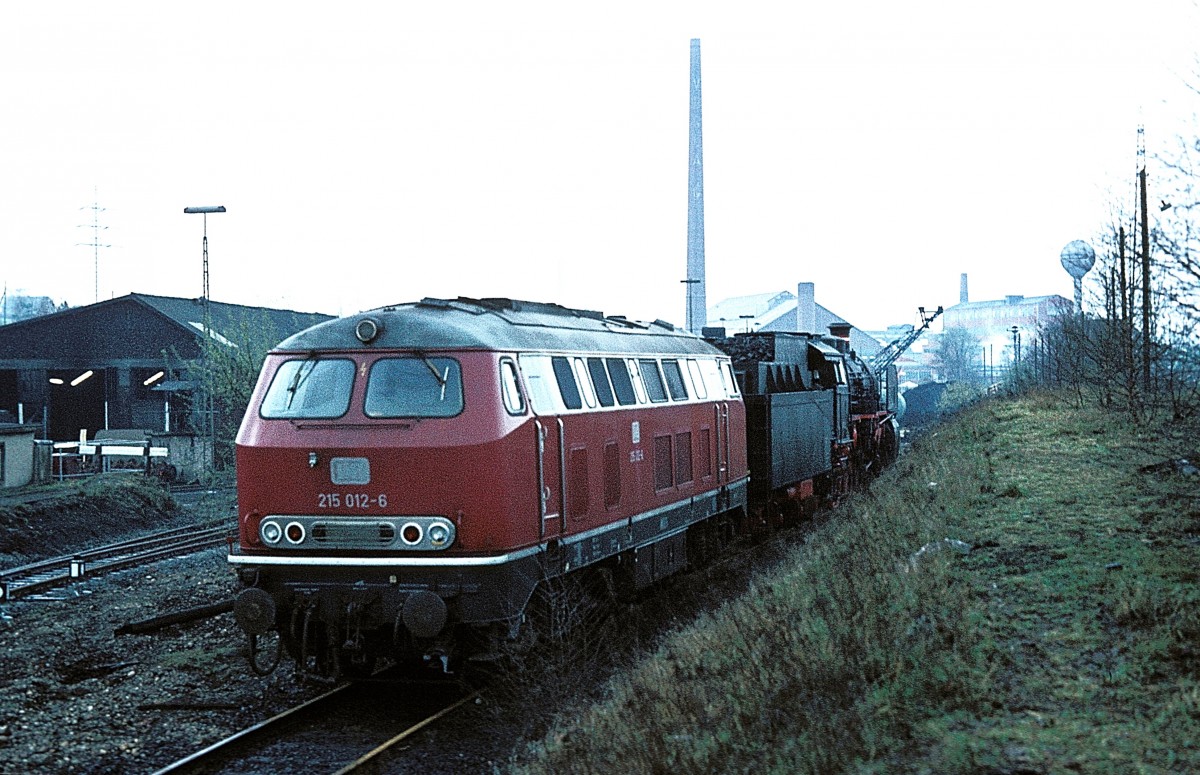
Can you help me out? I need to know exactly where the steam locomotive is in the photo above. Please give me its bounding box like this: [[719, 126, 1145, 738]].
[[228, 297, 899, 677]]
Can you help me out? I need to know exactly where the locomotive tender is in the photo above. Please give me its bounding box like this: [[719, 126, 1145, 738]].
[[229, 297, 899, 677]]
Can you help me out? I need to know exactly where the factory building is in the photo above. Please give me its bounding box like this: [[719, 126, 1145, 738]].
[[0, 293, 331, 442], [705, 282, 883, 359]]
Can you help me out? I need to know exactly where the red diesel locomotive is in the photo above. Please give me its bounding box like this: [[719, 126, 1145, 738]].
[[229, 297, 753, 676], [230, 296, 901, 677]]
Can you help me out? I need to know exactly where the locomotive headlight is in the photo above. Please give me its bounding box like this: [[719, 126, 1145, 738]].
[[428, 522, 450, 547], [285, 521, 306, 544], [400, 522, 423, 546], [260, 520, 283, 545]]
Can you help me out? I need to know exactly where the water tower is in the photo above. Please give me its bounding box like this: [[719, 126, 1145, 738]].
[[1060, 240, 1095, 313]]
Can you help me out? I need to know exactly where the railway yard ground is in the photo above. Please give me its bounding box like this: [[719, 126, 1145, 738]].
[[1, 389, 1198, 773]]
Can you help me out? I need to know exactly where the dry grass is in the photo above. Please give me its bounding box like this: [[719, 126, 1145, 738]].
[[510, 390, 1200, 773]]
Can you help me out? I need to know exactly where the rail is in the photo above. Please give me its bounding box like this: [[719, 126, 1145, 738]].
[[149, 679, 481, 775], [0, 520, 232, 602]]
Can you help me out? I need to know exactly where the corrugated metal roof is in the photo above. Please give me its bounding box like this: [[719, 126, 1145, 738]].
[[0, 293, 334, 363], [131, 294, 332, 346]]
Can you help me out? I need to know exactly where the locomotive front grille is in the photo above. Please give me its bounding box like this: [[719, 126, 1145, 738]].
[[311, 521, 396, 546], [257, 515, 456, 551]]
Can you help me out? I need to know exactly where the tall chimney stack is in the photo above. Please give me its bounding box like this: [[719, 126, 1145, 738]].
[[959, 273, 969, 304], [796, 282, 816, 333], [685, 39, 706, 334]]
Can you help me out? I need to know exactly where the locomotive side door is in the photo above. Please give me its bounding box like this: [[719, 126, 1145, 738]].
[[534, 418, 566, 540], [715, 402, 730, 484], [715, 359, 739, 485]]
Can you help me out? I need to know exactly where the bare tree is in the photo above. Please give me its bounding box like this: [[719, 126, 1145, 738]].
[[935, 327, 980, 384]]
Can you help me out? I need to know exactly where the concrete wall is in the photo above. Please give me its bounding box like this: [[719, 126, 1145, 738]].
[[0, 426, 36, 488]]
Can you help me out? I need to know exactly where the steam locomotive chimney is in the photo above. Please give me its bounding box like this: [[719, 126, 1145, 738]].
[[685, 38, 707, 334], [960, 273, 969, 304], [828, 322, 852, 353]]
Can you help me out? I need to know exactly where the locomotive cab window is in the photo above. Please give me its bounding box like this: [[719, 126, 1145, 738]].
[[721, 362, 741, 396], [499, 358, 525, 415], [260, 358, 355, 419], [518, 354, 567, 414], [364, 357, 464, 418]]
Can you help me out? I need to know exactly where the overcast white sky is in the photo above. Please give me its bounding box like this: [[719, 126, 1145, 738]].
[[1, 1, 1195, 332]]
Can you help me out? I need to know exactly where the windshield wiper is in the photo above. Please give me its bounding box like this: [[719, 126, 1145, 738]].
[[417, 353, 449, 401], [285, 354, 319, 409]]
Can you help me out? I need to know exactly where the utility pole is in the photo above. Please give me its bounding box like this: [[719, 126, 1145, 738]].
[[78, 188, 110, 303], [1138, 126, 1152, 396], [184, 205, 226, 477]]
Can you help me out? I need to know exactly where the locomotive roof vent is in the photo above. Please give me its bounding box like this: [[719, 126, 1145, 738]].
[[355, 317, 382, 344]]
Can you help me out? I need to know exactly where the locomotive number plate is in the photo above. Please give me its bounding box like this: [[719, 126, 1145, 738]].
[[318, 492, 389, 509]]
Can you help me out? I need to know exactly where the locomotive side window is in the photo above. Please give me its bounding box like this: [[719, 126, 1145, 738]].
[[587, 358, 616, 407], [721, 362, 741, 396], [661, 360, 689, 401], [364, 357, 464, 418], [685, 359, 708, 399], [260, 358, 355, 419], [499, 359, 525, 415], [626, 358, 649, 404], [697, 359, 724, 399], [638, 359, 668, 403], [518, 355, 566, 414], [605, 358, 637, 406], [572, 358, 598, 408], [551, 356, 583, 410]]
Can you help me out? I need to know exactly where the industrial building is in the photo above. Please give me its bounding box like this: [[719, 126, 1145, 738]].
[[0, 293, 331, 443], [705, 282, 884, 359], [943, 274, 1072, 379]]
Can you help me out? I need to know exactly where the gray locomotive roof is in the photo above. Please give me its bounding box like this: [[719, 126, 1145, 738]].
[[274, 297, 722, 357]]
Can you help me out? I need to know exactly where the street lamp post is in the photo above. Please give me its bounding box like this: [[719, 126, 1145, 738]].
[[184, 205, 226, 478]]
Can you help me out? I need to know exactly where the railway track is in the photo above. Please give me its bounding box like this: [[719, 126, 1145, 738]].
[[0, 520, 232, 602], [151, 678, 481, 774]]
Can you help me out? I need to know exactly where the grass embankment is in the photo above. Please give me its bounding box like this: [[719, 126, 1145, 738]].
[[514, 392, 1200, 773]]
